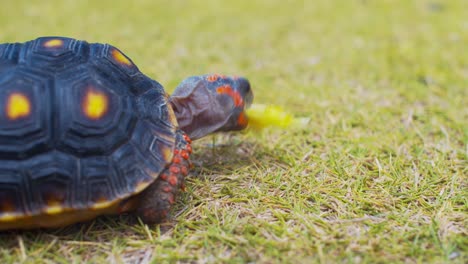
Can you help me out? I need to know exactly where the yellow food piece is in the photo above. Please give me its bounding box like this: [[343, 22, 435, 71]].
[[246, 104, 309, 129]]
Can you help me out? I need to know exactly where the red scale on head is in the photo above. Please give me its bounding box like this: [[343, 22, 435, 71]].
[[216, 85, 243, 107], [237, 112, 248, 127], [206, 74, 219, 82]]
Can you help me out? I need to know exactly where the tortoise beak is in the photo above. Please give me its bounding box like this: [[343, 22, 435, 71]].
[[223, 77, 253, 131], [237, 77, 253, 109]]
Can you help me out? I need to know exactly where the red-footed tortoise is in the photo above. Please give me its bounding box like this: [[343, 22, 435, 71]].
[[0, 36, 252, 230]]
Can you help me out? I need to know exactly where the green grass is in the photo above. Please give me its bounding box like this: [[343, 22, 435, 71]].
[[1, 0, 467, 263]]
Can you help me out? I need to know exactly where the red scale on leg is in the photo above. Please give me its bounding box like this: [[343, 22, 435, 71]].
[[163, 186, 172, 193], [180, 166, 188, 176], [135, 132, 193, 224], [167, 193, 175, 205], [170, 166, 180, 174], [186, 144, 192, 154], [183, 134, 192, 144], [168, 174, 178, 186], [160, 173, 168, 181], [173, 155, 182, 164], [181, 150, 189, 160]]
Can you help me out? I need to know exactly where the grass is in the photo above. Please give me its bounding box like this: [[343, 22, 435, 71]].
[[0, 0, 467, 263]]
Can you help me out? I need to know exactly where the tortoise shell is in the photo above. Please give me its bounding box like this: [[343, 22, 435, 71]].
[[0, 37, 179, 228]]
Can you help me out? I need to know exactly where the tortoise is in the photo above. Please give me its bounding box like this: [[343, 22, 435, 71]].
[[0, 36, 253, 230]]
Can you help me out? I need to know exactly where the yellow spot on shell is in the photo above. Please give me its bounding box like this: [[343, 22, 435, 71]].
[[162, 145, 173, 163], [135, 181, 150, 193], [0, 213, 16, 222], [111, 48, 132, 66], [44, 39, 64, 48], [91, 198, 114, 210], [83, 88, 108, 120], [6, 92, 31, 120], [167, 102, 178, 127], [44, 205, 64, 215]]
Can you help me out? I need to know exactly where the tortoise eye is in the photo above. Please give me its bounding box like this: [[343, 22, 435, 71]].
[[82, 88, 109, 120], [6, 92, 31, 120]]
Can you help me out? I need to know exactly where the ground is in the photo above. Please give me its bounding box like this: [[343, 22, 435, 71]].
[[0, 0, 467, 263]]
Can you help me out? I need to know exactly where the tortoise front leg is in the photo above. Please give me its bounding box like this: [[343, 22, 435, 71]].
[[135, 132, 192, 224]]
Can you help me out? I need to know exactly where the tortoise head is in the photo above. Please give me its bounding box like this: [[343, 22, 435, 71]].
[[169, 74, 253, 140]]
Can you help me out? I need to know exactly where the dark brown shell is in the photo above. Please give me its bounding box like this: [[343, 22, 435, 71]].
[[0, 37, 178, 225]]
